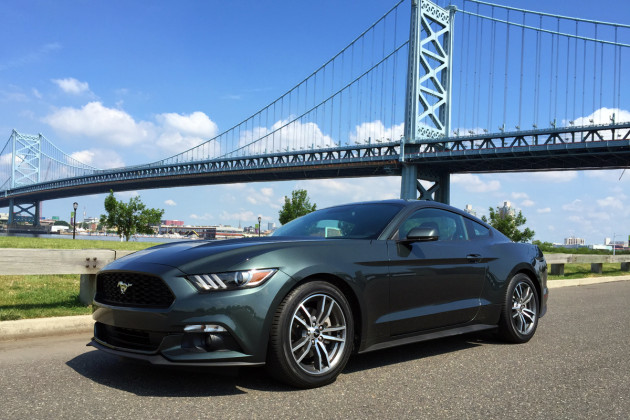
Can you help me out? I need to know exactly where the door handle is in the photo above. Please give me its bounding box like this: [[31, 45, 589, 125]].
[[466, 254, 482, 263]]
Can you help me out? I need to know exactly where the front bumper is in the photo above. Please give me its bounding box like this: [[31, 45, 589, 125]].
[[91, 263, 294, 366]]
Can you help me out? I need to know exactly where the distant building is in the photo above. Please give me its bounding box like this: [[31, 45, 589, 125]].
[[564, 236, 585, 246], [162, 220, 185, 227], [463, 204, 476, 216], [499, 201, 516, 218], [268, 222, 276, 231], [157, 224, 244, 240]]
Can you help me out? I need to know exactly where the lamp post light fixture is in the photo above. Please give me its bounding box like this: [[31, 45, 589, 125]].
[[258, 216, 262, 237], [72, 202, 78, 240]]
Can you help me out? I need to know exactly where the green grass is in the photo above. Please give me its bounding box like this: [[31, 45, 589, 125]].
[[548, 263, 629, 280], [0, 236, 161, 320], [0, 274, 92, 321], [0, 236, 160, 250]]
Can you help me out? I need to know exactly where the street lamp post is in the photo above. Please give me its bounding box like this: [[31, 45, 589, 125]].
[[73, 202, 78, 240], [258, 216, 262, 237]]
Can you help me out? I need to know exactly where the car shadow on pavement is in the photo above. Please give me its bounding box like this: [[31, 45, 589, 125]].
[[66, 332, 496, 395], [344, 331, 491, 374], [66, 349, 293, 396]]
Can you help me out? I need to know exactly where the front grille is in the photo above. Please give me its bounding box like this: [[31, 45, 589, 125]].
[[95, 272, 175, 308], [95, 322, 167, 352]]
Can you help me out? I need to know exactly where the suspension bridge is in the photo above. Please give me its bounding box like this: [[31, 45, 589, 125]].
[[1, 0, 629, 225]]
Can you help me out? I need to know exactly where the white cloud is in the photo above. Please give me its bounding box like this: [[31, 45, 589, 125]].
[[157, 112, 217, 138], [521, 199, 535, 207], [44, 102, 153, 146], [537, 207, 551, 214], [527, 171, 578, 183], [69, 149, 125, 169], [511, 192, 529, 200], [299, 177, 400, 205], [261, 187, 273, 197], [155, 111, 219, 155], [190, 213, 213, 220], [43, 102, 219, 160], [219, 210, 256, 223], [164, 199, 177, 206], [349, 121, 404, 144], [452, 174, 500, 193], [562, 199, 583, 212], [0, 42, 61, 71], [596, 196, 623, 210], [52, 77, 90, 95], [572, 107, 630, 126], [32, 88, 42, 99]]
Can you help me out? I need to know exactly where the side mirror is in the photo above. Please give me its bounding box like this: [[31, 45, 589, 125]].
[[400, 227, 439, 244]]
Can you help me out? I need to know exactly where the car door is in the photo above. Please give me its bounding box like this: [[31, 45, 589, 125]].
[[386, 208, 486, 335]]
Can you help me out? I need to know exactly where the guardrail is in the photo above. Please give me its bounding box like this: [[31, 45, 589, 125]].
[[0, 248, 135, 305], [545, 253, 630, 275], [1, 250, 629, 306]]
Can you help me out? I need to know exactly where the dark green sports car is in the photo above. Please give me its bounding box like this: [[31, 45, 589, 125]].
[[90, 200, 548, 388]]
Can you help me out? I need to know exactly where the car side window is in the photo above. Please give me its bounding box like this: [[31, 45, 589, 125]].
[[465, 218, 491, 240], [396, 208, 468, 241]]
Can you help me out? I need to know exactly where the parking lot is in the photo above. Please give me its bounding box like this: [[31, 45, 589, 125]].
[[1, 281, 628, 419]]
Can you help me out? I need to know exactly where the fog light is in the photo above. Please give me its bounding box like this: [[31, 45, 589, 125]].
[[183, 324, 227, 333]]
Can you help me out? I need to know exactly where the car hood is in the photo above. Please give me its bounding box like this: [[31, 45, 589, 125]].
[[103, 237, 324, 274]]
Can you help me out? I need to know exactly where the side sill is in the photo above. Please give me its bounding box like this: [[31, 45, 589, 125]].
[[358, 324, 496, 354]]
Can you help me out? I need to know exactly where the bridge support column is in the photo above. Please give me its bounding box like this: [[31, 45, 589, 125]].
[[9, 199, 41, 226], [400, 164, 450, 204]]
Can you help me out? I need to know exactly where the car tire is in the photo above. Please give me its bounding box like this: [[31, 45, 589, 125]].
[[266, 280, 354, 388], [498, 273, 540, 343]]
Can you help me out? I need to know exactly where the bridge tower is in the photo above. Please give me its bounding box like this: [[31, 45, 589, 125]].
[[8, 130, 42, 226], [401, 0, 456, 203]]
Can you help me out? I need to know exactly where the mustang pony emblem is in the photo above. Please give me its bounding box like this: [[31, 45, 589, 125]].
[[117, 281, 133, 294]]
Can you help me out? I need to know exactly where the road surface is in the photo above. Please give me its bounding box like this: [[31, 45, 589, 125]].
[[1, 281, 628, 419]]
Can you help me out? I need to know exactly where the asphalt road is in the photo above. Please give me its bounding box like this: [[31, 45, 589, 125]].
[[1, 281, 629, 419]]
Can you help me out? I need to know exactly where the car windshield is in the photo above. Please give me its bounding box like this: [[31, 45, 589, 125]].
[[272, 203, 402, 239]]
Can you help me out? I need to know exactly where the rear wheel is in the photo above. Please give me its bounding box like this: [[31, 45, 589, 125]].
[[498, 274, 539, 343], [267, 281, 353, 388]]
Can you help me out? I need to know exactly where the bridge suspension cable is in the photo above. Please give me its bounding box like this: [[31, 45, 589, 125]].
[[450, 0, 629, 139]]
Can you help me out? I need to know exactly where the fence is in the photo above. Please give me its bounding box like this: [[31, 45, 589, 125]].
[[0, 249, 135, 304], [545, 253, 630, 275], [1, 250, 629, 305]]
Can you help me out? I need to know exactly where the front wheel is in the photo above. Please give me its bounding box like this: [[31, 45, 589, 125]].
[[267, 281, 354, 388], [498, 274, 539, 343]]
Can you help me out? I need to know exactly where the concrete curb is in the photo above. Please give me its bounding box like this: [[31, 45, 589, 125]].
[[547, 275, 630, 289], [0, 315, 93, 342], [1, 276, 629, 342]]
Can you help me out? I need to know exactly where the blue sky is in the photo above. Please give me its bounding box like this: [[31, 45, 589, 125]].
[[1, 0, 629, 244]]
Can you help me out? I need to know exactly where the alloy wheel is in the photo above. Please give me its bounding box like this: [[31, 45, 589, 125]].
[[288, 293, 347, 375], [511, 281, 538, 335]]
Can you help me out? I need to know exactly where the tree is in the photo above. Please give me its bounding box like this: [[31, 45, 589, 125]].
[[278, 189, 317, 225], [100, 190, 165, 241], [482, 206, 535, 243]]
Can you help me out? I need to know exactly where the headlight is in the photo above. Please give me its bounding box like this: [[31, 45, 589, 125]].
[[186, 269, 277, 292]]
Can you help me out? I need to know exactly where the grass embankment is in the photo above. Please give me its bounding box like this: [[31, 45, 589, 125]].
[[1, 237, 159, 321], [0, 236, 159, 250], [547, 263, 627, 280]]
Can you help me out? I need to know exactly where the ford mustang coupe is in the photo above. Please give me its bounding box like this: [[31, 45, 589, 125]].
[[90, 200, 548, 388]]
